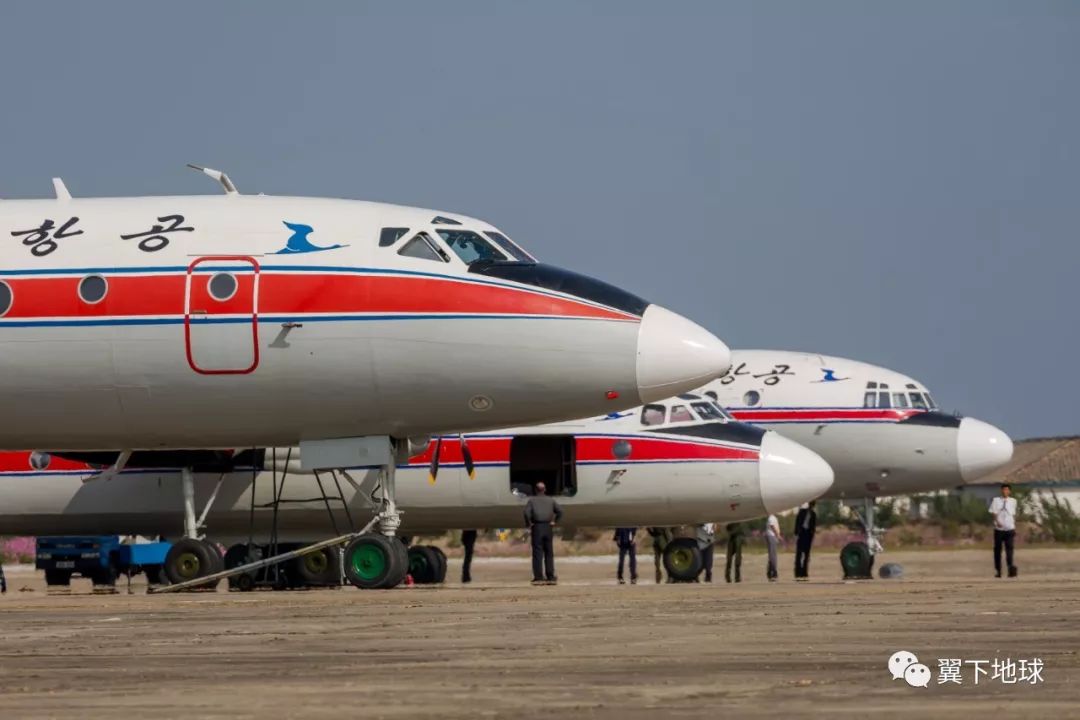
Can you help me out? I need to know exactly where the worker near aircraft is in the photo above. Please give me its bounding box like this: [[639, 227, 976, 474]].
[[765, 513, 782, 582], [461, 529, 478, 584], [793, 501, 817, 581], [696, 523, 716, 582], [989, 484, 1018, 578], [647, 527, 674, 584], [724, 522, 744, 583], [524, 482, 562, 585], [613, 527, 638, 584]]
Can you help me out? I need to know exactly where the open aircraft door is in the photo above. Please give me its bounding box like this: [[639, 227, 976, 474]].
[[184, 256, 260, 374]]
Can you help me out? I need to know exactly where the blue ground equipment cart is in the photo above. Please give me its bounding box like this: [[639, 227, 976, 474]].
[[36, 536, 172, 587]]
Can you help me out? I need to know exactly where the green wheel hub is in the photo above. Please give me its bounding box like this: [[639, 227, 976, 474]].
[[349, 542, 389, 582], [669, 547, 695, 572], [175, 552, 202, 580], [303, 551, 329, 574]]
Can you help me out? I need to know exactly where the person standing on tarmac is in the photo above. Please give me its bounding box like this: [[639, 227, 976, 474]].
[[793, 501, 817, 581], [524, 482, 562, 585], [613, 527, 638, 584], [724, 522, 744, 583], [647, 527, 674, 584], [460, 529, 478, 584], [989, 484, 1018, 578], [0, 560, 6, 594], [765, 513, 782, 582], [696, 523, 716, 582]]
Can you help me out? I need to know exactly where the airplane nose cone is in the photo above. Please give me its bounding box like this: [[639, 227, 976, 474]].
[[635, 305, 731, 403], [957, 417, 1013, 483], [759, 432, 834, 514]]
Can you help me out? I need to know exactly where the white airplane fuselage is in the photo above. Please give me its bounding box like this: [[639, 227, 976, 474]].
[[0, 399, 833, 542], [700, 350, 1013, 499], [0, 194, 730, 449]]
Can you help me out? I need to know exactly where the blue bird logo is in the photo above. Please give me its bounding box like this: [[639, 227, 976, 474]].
[[273, 221, 347, 254], [816, 368, 848, 383]]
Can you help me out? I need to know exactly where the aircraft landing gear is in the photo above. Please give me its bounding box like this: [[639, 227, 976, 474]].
[[406, 545, 447, 585], [841, 497, 883, 580], [163, 467, 226, 589], [663, 538, 703, 582]]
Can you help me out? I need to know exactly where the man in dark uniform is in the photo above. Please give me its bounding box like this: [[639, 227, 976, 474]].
[[0, 560, 6, 594], [647, 527, 673, 583], [794, 501, 817, 581], [613, 527, 638, 584], [524, 482, 562, 584], [696, 523, 716, 582], [724, 522, 744, 583], [461, 529, 478, 584]]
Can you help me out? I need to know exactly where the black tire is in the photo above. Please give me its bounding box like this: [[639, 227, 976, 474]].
[[91, 565, 118, 587], [293, 547, 340, 586], [430, 546, 448, 584], [382, 537, 409, 589], [663, 538, 703, 582], [343, 534, 399, 589], [234, 572, 256, 592], [840, 541, 874, 579], [44, 568, 72, 586], [407, 546, 440, 584], [225, 543, 260, 590], [164, 538, 219, 588]]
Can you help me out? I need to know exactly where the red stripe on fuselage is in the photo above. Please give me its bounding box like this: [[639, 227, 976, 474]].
[[0, 452, 92, 473], [1, 272, 637, 322], [408, 435, 759, 465], [730, 408, 920, 423]]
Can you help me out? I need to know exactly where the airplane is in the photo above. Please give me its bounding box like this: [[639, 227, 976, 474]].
[[0, 168, 732, 589], [696, 349, 1014, 577], [0, 395, 833, 589], [0, 169, 730, 449]]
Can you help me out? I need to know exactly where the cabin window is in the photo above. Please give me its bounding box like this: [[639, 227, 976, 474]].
[[0, 281, 10, 316], [509, 435, 576, 497], [435, 229, 508, 265], [379, 227, 409, 247], [78, 275, 108, 304], [892, 393, 909, 408], [743, 390, 761, 407], [670, 405, 693, 423], [208, 273, 238, 302], [398, 232, 447, 262], [909, 393, 928, 410], [484, 231, 535, 262], [641, 404, 666, 426]]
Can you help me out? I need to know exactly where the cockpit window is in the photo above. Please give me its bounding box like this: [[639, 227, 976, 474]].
[[435, 229, 508, 265], [892, 393, 909, 408], [431, 216, 462, 226], [398, 232, 447, 262], [669, 405, 693, 423], [692, 402, 728, 422], [641, 404, 666, 426], [379, 227, 409, 247], [864, 391, 877, 408], [909, 392, 928, 410], [925, 393, 938, 410], [877, 392, 891, 408], [484, 231, 535, 262]]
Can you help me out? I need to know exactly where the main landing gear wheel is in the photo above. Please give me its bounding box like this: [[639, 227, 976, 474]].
[[407, 546, 442, 585], [293, 546, 341, 586], [343, 534, 407, 590], [840, 541, 874, 580], [164, 538, 221, 589], [430, 546, 448, 584], [663, 538, 703, 582]]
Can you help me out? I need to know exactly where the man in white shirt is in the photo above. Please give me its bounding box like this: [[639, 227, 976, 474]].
[[989, 484, 1018, 578], [765, 514, 782, 582]]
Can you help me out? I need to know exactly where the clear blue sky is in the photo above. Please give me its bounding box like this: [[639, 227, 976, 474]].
[[2, 2, 1076, 439]]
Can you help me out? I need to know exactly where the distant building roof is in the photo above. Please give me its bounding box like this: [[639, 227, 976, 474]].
[[971, 436, 1080, 486]]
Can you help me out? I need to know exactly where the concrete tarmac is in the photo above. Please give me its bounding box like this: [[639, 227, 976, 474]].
[[1, 548, 1078, 719]]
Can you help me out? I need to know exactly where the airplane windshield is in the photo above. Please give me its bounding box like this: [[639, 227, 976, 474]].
[[692, 402, 730, 422], [484, 231, 535, 262], [641, 404, 666, 426], [435, 229, 508, 265]]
